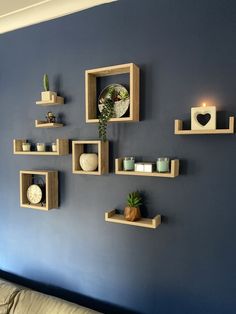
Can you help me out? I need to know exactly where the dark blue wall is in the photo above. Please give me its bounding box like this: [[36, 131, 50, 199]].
[[0, 0, 236, 313]]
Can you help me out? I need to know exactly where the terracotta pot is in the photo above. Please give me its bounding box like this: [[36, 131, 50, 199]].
[[79, 153, 98, 171], [124, 206, 141, 222]]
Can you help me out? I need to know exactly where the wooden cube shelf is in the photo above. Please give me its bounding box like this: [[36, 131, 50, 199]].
[[174, 116, 235, 135], [72, 140, 108, 175], [115, 158, 179, 178], [35, 120, 63, 128], [36, 95, 64, 106], [85, 63, 140, 123], [13, 139, 69, 156], [105, 210, 161, 229], [20, 170, 58, 210]]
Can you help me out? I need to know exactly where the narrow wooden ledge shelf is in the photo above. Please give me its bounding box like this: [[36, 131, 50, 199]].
[[35, 120, 63, 128], [115, 158, 179, 178], [36, 95, 64, 106], [105, 210, 161, 229], [175, 117, 235, 135], [13, 139, 69, 155], [86, 63, 139, 123]]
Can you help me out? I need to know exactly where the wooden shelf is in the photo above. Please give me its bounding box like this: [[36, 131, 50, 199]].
[[175, 117, 234, 135], [105, 210, 161, 229], [85, 63, 139, 123], [13, 139, 69, 155], [115, 158, 179, 178], [72, 140, 108, 175], [35, 120, 63, 128], [20, 170, 58, 210], [36, 95, 64, 106]]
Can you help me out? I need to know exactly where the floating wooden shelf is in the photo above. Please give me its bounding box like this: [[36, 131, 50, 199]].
[[20, 170, 58, 210], [105, 210, 161, 229], [72, 140, 108, 175], [35, 120, 63, 128], [13, 139, 69, 155], [115, 158, 179, 178], [85, 63, 139, 123], [175, 117, 234, 135], [36, 95, 64, 106]]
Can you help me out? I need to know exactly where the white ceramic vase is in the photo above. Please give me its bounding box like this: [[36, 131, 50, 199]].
[[79, 153, 98, 171]]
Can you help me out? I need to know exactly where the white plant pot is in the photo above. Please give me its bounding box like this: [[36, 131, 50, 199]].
[[41, 91, 57, 101], [79, 153, 98, 171]]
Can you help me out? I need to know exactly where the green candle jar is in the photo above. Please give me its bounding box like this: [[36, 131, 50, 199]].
[[157, 158, 170, 173], [123, 157, 135, 171]]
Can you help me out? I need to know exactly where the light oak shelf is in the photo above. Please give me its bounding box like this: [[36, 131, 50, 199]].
[[72, 140, 109, 175], [105, 210, 161, 229], [175, 117, 234, 135], [115, 158, 179, 178], [36, 95, 64, 106], [20, 170, 58, 210], [13, 139, 69, 156], [35, 120, 63, 128], [85, 63, 139, 123]]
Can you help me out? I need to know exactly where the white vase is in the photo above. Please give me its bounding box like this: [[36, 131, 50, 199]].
[[79, 153, 98, 171]]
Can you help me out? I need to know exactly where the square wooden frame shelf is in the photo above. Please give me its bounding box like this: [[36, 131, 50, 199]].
[[85, 63, 140, 123], [72, 140, 109, 175], [174, 116, 235, 135], [105, 210, 161, 229], [20, 170, 58, 210], [13, 139, 69, 156], [115, 158, 179, 178]]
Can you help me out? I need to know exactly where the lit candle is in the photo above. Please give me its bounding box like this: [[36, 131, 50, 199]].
[[191, 102, 216, 130]]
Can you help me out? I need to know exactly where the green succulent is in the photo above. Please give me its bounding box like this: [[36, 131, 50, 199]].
[[127, 191, 142, 208], [119, 89, 129, 101], [43, 74, 49, 91]]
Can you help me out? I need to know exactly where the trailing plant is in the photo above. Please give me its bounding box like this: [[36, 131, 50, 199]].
[[98, 86, 115, 141], [127, 191, 142, 208], [43, 74, 49, 91]]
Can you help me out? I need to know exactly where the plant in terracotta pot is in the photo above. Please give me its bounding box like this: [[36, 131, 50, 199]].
[[124, 191, 142, 222], [41, 74, 57, 101]]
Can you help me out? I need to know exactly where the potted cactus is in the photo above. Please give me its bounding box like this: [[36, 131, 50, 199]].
[[41, 74, 57, 101], [124, 191, 142, 222]]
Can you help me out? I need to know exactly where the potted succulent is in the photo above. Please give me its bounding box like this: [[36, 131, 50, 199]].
[[41, 74, 57, 101], [124, 191, 142, 222]]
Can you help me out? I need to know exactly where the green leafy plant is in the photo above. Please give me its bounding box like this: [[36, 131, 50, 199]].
[[98, 86, 115, 141], [118, 89, 129, 101], [43, 74, 49, 91], [127, 191, 142, 208]]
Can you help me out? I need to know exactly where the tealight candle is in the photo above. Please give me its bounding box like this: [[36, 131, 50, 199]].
[[37, 143, 45, 152], [123, 157, 135, 171], [157, 158, 170, 173], [191, 102, 216, 130], [22, 142, 31, 152]]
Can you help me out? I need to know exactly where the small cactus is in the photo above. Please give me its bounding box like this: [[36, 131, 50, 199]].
[[43, 74, 49, 91]]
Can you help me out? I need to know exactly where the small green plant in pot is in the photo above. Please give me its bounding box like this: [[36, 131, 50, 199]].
[[98, 86, 115, 141], [41, 74, 57, 102], [124, 191, 142, 222]]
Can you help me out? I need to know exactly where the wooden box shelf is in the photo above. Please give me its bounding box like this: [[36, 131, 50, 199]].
[[36, 95, 64, 106], [85, 63, 139, 123], [72, 140, 108, 175], [35, 120, 63, 128], [105, 210, 161, 229], [20, 170, 58, 210], [13, 139, 69, 155], [115, 158, 179, 178], [175, 117, 234, 135]]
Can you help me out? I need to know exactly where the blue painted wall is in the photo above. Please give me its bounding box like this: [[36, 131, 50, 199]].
[[0, 0, 236, 313]]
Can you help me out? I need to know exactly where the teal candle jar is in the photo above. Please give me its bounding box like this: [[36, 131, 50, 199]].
[[123, 157, 135, 171], [157, 158, 170, 173]]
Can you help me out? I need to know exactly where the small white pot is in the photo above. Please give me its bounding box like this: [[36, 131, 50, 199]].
[[41, 91, 57, 101], [79, 153, 98, 171], [22, 143, 31, 152], [52, 143, 57, 152], [37, 143, 45, 152]]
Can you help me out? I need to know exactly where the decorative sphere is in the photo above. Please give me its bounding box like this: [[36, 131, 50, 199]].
[[79, 153, 98, 171]]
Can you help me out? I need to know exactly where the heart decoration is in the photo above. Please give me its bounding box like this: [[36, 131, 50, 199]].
[[196, 113, 211, 126]]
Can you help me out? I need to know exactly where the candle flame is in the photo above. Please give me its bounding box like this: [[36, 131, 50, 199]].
[[202, 102, 207, 107]]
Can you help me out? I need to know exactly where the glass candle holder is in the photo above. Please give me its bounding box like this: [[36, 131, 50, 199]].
[[37, 143, 45, 152], [157, 158, 170, 173], [123, 157, 135, 171]]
